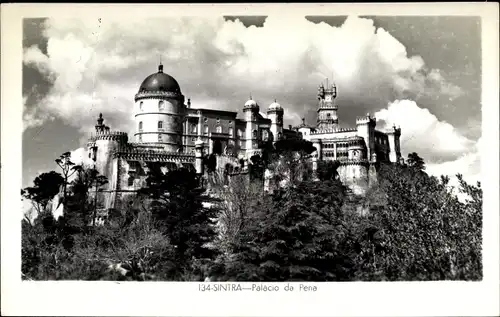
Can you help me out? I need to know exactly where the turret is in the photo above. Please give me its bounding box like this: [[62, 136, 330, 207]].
[[386, 125, 402, 163], [316, 79, 339, 130], [134, 63, 186, 152], [243, 95, 260, 155], [356, 113, 376, 159], [267, 99, 284, 143]]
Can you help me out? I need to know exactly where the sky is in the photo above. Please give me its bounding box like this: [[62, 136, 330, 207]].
[[22, 15, 482, 190]]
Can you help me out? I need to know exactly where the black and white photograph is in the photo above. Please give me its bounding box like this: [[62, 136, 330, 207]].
[[2, 3, 499, 317]]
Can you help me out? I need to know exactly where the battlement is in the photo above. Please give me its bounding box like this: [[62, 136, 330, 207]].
[[338, 158, 370, 166], [310, 127, 357, 135], [113, 147, 195, 163], [89, 131, 128, 143], [385, 125, 402, 135], [356, 115, 376, 125]]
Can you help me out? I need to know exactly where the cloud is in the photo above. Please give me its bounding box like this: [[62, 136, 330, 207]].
[[375, 99, 476, 163], [24, 15, 463, 138]]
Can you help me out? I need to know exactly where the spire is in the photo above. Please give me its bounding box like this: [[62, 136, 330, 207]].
[[158, 56, 163, 73]]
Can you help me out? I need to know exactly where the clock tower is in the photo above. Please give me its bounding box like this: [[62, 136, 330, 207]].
[[316, 79, 339, 131]]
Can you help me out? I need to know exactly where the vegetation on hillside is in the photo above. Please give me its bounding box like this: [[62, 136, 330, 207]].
[[21, 145, 482, 281]]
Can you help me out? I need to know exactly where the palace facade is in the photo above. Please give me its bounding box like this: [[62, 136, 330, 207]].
[[85, 63, 402, 215]]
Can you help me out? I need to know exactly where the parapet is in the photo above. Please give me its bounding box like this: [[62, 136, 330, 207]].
[[355, 114, 376, 126], [134, 90, 184, 102], [113, 147, 195, 163], [89, 131, 128, 143], [385, 125, 402, 136], [310, 127, 357, 135], [337, 158, 370, 166]]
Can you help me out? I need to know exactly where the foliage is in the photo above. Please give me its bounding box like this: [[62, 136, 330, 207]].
[[21, 149, 482, 282], [219, 178, 351, 281], [139, 167, 220, 279], [21, 171, 65, 216]]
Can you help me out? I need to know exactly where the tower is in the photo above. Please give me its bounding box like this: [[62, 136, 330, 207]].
[[134, 63, 186, 152], [316, 79, 339, 130], [386, 125, 402, 163], [243, 96, 260, 156], [267, 99, 284, 143], [356, 113, 376, 160]]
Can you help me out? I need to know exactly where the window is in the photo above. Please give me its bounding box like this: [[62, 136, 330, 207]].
[[238, 129, 243, 137], [204, 125, 209, 134], [229, 128, 233, 136], [159, 100, 165, 110], [191, 124, 197, 133], [216, 126, 222, 133], [139, 101, 144, 111], [327, 113, 331, 118], [139, 121, 143, 131], [128, 177, 134, 187], [158, 121, 163, 129], [252, 130, 258, 138]]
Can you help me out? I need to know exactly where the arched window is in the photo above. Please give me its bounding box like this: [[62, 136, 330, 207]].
[[139, 101, 144, 111], [159, 100, 165, 110], [139, 121, 143, 131], [158, 121, 163, 129], [216, 126, 222, 133]]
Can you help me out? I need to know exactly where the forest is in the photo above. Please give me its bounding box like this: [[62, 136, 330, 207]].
[[21, 139, 482, 281]]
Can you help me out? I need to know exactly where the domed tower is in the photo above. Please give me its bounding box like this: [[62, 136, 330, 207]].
[[134, 63, 186, 152], [317, 80, 339, 131], [243, 96, 260, 154], [267, 99, 284, 143]]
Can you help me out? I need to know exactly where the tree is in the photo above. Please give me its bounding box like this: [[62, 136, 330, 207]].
[[21, 171, 65, 216], [139, 167, 220, 280], [406, 152, 425, 171], [210, 173, 264, 257], [219, 178, 351, 281], [55, 152, 81, 204], [357, 161, 482, 281]]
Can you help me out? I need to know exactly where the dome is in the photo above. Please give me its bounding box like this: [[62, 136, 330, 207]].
[[268, 99, 282, 111], [138, 64, 181, 94], [245, 99, 257, 107]]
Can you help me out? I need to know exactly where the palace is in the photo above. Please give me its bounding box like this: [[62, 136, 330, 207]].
[[85, 63, 402, 214]]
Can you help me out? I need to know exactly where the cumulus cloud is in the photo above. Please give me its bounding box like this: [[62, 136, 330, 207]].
[[375, 99, 476, 163], [24, 15, 463, 136], [24, 15, 479, 187], [374, 99, 481, 191]]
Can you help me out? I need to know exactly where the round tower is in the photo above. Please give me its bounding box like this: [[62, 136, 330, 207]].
[[243, 96, 260, 154], [267, 99, 284, 143], [134, 63, 186, 152]]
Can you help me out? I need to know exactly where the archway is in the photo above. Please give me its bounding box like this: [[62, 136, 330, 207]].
[[213, 139, 223, 155]]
